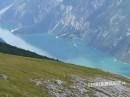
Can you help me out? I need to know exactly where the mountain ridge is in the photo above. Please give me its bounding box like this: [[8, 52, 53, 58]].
[[0, 42, 51, 60]]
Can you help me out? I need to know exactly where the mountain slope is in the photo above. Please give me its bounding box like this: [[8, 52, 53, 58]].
[[0, 53, 130, 97], [0, 42, 49, 59]]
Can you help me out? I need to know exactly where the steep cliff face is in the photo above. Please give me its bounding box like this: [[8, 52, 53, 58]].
[[0, 0, 130, 63], [0, 0, 63, 28]]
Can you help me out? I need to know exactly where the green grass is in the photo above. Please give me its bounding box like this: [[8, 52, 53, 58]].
[[0, 53, 129, 97]]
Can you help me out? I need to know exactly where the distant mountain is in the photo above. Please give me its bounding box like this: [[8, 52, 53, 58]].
[[0, 0, 130, 63]]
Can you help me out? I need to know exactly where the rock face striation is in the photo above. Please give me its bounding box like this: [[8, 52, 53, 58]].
[[1, 0, 130, 63]]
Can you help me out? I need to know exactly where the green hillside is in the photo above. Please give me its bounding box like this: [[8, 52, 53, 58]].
[[0, 53, 130, 97], [0, 43, 130, 97]]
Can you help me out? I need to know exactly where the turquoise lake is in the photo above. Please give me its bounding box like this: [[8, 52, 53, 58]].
[[19, 33, 130, 78]]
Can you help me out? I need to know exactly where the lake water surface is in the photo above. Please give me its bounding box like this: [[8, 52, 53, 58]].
[[18, 33, 130, 78]]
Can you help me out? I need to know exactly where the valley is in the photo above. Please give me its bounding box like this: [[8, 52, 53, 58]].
[[0, 0, 130, 96]]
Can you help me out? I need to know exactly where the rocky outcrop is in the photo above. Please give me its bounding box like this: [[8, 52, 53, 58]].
[[0, 74, 8, 80], [31, 75, 130, 97]]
